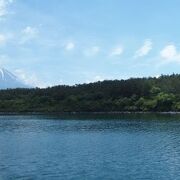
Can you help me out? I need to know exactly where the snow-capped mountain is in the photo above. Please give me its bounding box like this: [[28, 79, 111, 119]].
[[0, 68, 30, 89]]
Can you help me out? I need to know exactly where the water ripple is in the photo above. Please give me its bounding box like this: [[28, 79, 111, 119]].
[[0, 114, 180, 179]]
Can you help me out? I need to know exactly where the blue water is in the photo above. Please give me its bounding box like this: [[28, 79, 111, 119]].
[[0, 114, 180, 180]]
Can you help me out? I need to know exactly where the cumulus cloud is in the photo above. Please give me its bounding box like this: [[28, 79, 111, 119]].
[[86, 75, 105, 83], [160, 44, 180, 63], [20, 26, 39, 44], [84, 46, 100, 56], [22, 26, 38, 36], [0, 0, 13, 17], [92, 75, 104, 82], [14, 69, 46, 88], [110, 46, 123, 56], [65, 42, 75, 51], [160, 45, 177, 59], [134, 39, 152, 58]]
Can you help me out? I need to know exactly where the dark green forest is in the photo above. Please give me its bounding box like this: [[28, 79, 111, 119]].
[[1, 74, 180, 112]]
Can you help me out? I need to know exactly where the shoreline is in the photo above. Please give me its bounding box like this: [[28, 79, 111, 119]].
[[0, 111, 180, 115]]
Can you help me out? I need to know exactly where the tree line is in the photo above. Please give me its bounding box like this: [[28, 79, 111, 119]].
[[0, 74, 180, 112]]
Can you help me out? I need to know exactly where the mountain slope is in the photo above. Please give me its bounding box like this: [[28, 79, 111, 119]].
[[0, 68, 29, 89]]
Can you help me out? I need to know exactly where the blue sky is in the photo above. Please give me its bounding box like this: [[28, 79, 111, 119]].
[[1, 0, 180, 87]]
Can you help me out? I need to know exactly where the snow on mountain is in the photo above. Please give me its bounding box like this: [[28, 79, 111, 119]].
[[0, 68, 30, 89]]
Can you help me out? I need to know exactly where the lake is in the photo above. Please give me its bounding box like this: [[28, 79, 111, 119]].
[[0, 113, 180, 180]]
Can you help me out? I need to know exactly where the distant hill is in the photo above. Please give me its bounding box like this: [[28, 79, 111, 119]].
[[0, 74, 180, 112], [0, 68, 29, 89]]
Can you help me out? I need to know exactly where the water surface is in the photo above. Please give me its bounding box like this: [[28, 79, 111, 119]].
[[0, 114, 180, 180]]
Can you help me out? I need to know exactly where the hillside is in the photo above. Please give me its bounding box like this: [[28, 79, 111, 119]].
[[0, 74, 180, 112]]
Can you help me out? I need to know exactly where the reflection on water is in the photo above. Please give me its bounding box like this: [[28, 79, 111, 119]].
[[0, 114, 180, 179]]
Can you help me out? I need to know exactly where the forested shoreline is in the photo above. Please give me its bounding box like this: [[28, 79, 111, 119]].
[[0, 74, 180, 112]]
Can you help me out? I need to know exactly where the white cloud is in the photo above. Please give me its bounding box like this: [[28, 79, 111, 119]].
[[160, 45, 177, 59], [160, 44, 180, 63], [0, 0, 13, 17], [86, 75, 105, 83], [20, 26, 39, 44], [0, 34, 7, 45], [155, 74, 160, 78], [65, 42, 75, 51], [84, 46, 100, 56], [22, 26, 38, 36], [93, 75, 104, 82], [14, 69, 46, 88], [134, 39, 152, 58], [110, 46, 123, 56]]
